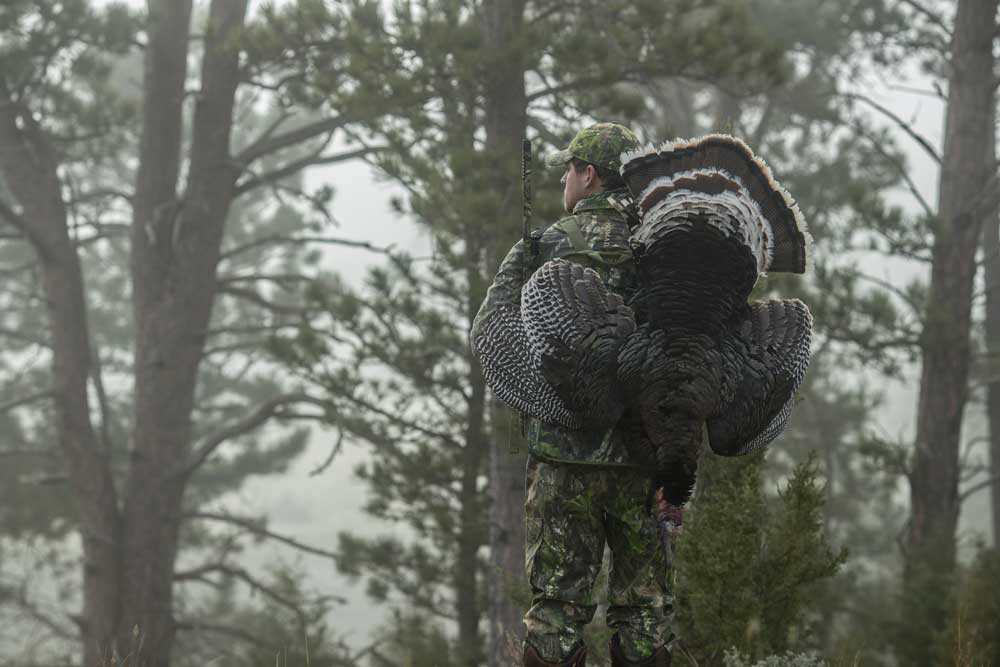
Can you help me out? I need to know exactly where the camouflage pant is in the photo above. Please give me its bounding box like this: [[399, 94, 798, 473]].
[[523, 456, 674, 662]]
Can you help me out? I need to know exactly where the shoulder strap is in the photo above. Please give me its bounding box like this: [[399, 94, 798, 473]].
[[562, 217, 589, 251], [557, 217, 635, 267]]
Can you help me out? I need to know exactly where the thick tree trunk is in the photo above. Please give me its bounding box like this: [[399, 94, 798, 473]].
[[903, 0, 997, 662], [118, 1, 245, 663], [481, 1, 529, 664], [0, 92, 123, 667]]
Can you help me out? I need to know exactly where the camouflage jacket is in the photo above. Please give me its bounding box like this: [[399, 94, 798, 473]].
[[471, 189, 644, 469]]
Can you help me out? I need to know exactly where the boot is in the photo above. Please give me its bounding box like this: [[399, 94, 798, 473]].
[[523, 641, 587, 667], [608, 633, 671, 667]]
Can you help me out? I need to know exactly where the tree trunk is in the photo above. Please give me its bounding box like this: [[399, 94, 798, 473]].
[[455, 373, 489, 667], [0, 88, 123, 667], [481, 1, 529, 663], [118, 0, 246, 662], [904, 0, 997, 662]]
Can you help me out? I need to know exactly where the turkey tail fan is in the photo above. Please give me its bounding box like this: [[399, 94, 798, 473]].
[[706, 299, 812, 456], [620, 134, 811, 274], [473, 304, 581, 429]]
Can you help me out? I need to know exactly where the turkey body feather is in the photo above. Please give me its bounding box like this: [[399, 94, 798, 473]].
[[472, 134, 812, 504]]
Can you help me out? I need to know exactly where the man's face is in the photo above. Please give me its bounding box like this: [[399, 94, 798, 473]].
[[561, 162, 594, 213]]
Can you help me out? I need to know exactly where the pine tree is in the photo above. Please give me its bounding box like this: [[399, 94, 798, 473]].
[[269, 0, 790, 664], [0, 1, 415, 662], [673, 454, 846, 664]]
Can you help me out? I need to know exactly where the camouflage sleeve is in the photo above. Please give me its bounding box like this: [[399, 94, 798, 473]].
[[470, 238, 529, 354]]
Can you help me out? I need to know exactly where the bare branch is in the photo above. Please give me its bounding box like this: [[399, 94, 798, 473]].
[[205, 323, 301, 337], [67, 188, 134, 207], [237, 110, 296, 157], [843, 92, 942, 165], [236, 114, 358, 165], [0, 325, 51, 348], [959, 474, 1000, 503], [184, 511, 343, 564], [526, 68, 641, 103], [201, 340, 269, 357], [185, 392, 329, 474], [887, 82, 948, 100], [897, 0, 952, 37], [526, 114, 564, 147], [235, 145, 387, 196], [851, 121, 936, 220], [177, 562, 310, 631], [219, 234, 394, 262], [309, 428, 344, 476], [0, 584, 79, 642], [0, 389, 55, 414], [217, 285, 310, 315], [218, 273, 315, 286], [847, 269, 923, 314], [0, 198, 50, 259]]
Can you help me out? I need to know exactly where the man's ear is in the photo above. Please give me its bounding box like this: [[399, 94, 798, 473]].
[[586, 164, 600, 189]]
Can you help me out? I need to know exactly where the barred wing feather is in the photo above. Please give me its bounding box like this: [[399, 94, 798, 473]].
[[706, 299, 812, 456], [473, 259, 636, 430]]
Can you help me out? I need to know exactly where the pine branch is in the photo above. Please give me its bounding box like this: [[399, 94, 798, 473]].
[[325, 382, 463, 451], [184, 511, 344, 565], [185, 392, 329, 474]]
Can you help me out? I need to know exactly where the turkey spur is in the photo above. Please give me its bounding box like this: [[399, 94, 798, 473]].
[[473, 134, 813, 503]]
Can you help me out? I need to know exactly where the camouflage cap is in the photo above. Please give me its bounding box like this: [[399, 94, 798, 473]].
[[546, 122, 640, 174]]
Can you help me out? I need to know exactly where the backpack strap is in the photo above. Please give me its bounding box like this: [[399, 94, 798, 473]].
[[562, 217, 590, 252], [559, 217, 635, 267]]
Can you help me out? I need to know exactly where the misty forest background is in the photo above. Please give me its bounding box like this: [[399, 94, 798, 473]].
[[0, 0, 998, 665]]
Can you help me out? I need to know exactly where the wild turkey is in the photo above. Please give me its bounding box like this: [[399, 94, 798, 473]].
[[472, 134, 813, 504]]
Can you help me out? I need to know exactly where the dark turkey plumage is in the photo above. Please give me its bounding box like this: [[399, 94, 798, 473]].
[[473, 134, 813, 505]]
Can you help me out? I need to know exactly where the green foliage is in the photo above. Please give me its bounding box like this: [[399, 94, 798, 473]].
[[674, 453, 846, 665], [267, 0, 795, 662]]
